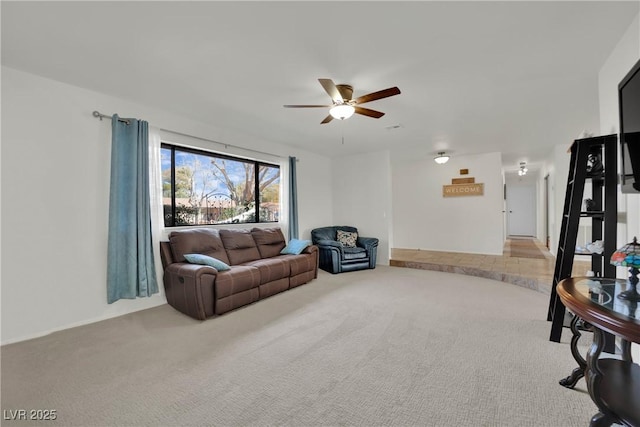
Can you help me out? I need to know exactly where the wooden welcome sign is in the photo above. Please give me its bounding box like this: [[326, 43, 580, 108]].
[[442, 174, 484, 197]]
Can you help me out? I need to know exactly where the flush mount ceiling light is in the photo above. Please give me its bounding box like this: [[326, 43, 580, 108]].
[[434, 152, 450, 164], [329, 103, 355, 120], [518, 162, 528, 176]]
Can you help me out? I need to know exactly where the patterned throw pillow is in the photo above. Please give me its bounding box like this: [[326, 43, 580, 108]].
[[183, 254, 231, 271], [336, 230, 358, 248]]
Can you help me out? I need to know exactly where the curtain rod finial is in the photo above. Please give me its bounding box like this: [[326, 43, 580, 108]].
[[92, 111, 102, 120]]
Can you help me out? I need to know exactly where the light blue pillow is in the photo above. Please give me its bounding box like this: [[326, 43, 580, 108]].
[[280, 239, 312, 255], [183, 254, 231, 271]]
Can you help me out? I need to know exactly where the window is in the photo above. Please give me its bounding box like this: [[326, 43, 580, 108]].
[[161, 144, 280, 227]]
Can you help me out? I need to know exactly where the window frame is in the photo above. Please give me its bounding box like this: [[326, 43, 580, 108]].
[[161, 143, 281, 227]]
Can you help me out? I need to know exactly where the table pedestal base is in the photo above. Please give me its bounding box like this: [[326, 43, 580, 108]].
[[559, 314, 590, 389], [589, 411, 616, 427]]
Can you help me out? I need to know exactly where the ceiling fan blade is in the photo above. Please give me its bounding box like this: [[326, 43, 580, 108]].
[[283, 104, 331, 108], [320, 114, 334, 124], [318, 78, 342, 103], [354, 106, 385, 119], [354, 87, 401, 105]]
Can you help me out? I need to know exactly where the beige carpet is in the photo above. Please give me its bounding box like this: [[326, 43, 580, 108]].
[[1, 267, 596, 426], [507, 237, 549, 260]]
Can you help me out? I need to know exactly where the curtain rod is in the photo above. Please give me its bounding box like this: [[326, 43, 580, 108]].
[[92, 110, 285, 159], [92, 110, 131, 125]]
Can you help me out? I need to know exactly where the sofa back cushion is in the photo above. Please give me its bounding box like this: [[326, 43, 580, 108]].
[[169, 229, 231, 265], [311, 226, 359, 244], [311, 227, 335, 243], [220, 229, 262, 265], [251, 227, 286, 258]]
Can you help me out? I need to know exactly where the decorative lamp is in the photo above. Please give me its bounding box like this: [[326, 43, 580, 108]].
[[329, 104, 355, 120], [610, 236, 640, 301], [434, 152, 450, 164]]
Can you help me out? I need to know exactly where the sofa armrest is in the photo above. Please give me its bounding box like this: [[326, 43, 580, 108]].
[[315, 239, 343, 250], [301, 244, 319, 278], [302, 244, 318, 255], [357, 237, 379, 250], [314, 240, 344, 258], [358, 237, 379, 269], [313, 240, 345, 274], [163, 263, 218, 320]]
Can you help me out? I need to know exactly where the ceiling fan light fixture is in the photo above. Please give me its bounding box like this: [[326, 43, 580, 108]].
[[518, 162, 528, 176], [329, 104, 355, 120], [284, 79, 400, 124], [434, 152, 450, 164]]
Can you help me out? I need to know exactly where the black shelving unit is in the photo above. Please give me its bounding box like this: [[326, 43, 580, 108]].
[[547, 134, 617, 344]]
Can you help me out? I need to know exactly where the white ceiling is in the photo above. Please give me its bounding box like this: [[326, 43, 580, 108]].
[[2, 1, 638, 167]]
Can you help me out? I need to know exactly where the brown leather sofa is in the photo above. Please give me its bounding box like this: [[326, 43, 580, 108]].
[[159, 227, 318, 319]]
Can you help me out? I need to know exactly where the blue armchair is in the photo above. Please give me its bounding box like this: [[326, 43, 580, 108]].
[[311, 226, 379, 274]]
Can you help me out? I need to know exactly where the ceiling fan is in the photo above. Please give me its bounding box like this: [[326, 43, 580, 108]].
[[283, 78, 401, 124]]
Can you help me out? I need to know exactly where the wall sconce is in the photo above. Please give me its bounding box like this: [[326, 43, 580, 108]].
[[434, 152, 450, 164], [518, 162, 528, 176]]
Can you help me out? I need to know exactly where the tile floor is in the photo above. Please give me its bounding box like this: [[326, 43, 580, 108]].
[[390, 238, 592, 295]]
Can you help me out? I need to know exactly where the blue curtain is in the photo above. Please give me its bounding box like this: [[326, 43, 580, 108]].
[[288, 156, 299, 239], [107, 115, 159, 303]]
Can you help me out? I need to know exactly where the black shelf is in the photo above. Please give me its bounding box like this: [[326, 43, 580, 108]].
[[579, 211, 605, 218], [574, 251, 604, 256], [586, 173, 605, 181], [548, 135, 617, 346]]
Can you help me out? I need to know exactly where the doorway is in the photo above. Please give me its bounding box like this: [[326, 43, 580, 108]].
[[544, 174, 550, 248], [506, 184, 536, 236]]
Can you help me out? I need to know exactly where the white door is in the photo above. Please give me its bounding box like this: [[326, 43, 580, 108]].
[[506, 184, 536, 236]]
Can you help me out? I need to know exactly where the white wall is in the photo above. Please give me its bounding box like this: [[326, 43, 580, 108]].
[[331, 150, 392, 265], [391, 151, 504, 255], [550, 144, 572, 256], [1, 67, 333, 344], [297, 155, 333, 240], [599, 14, 640, 138], [597, 12, 640, 361]]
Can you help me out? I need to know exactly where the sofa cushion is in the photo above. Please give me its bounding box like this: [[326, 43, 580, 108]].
[[343, 246, 367, 260], [169, 229, 231, 264], [243, 258, 290, 284], [311, 227, 336, 242], [251, 227, 286, 258], [337, 230, 358, 248], [220, 229, 262, 265], [280, 253, 316, 276], [183, 254, 230, 271], [214, 265, 261, 299]]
